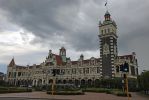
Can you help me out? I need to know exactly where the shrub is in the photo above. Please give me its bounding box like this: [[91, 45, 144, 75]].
[[116, 92, 131, 97], [34, 86, 43, 91], [106, 90, 112, 94], [0, 87, 8, 90]]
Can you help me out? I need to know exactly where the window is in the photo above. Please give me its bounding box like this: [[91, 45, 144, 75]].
[[68, 69, 70, 74], [104, 29, 106, 33], [131, 66, 135, 75], [86, 68, 89, 74], [83, 68, 85, 74], [18, 72, 21, 76], [116, 66, 119, 72], [136, 68, 138, 75], [9, 72, 11, 77], [108, 28, 110, 33], [97, 67, 100, 73], [72, 69, 76, 74], [14, 72, 16, 78], [101, 30, 104, 34]]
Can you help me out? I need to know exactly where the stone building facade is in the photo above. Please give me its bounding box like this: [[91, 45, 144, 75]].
[[6, 11, 138, 87]]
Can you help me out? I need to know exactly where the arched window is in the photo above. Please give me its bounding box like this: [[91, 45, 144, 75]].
[[104, 29, 106, 33]]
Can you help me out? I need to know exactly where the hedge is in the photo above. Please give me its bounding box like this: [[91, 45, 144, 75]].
[[82, 88, 132, 97], [82, 88, 112, 93], [47, 90, 84, 95], [0, 87, 32, 94]]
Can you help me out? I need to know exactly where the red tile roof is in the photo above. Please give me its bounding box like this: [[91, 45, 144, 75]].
[[45, 53, 63, 66], [55, 54, 63, 66]]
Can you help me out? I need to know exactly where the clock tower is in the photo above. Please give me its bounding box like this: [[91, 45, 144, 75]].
[[99, 11, 118, 78]]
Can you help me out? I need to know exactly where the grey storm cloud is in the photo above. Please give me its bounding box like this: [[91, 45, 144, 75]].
[[0, 0, 149, 72], [0, 0, 105, 51], [0, 0, 148, 50]]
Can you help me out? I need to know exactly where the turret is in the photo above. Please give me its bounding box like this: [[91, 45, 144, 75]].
[[80, 54, 84, 61], [59, 47, 66, 62], [104, 11, 111, 21], [59, 47, 66, 56]]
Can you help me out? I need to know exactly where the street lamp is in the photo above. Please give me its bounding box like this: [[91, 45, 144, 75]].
[[120, 61, 130, 100]]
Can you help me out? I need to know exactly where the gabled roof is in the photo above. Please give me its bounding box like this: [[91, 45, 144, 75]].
[[8, 58, 15, 67]]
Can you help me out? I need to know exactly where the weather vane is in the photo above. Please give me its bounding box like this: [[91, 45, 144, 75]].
[[105, 0, 108, 11]]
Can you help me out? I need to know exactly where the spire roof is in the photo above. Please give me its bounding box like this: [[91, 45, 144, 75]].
[[105, 10, 110, 15], [61, 47, 65, 50], [8, 58, 15, 67]]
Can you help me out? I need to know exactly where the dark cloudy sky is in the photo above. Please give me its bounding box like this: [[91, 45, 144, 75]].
[[0, 0, 149, 74]]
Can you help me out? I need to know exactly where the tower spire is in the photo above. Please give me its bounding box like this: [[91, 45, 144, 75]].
[[104, 0, 111, 21]]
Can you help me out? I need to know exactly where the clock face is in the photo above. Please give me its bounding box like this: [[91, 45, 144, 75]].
[[103, 43, 109, 56]]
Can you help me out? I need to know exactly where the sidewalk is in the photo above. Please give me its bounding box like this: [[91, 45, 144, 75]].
[[0, 92, 148, 100]]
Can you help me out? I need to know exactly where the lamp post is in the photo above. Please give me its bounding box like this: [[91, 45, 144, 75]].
[[120, 61, 130, 100], [46, 67, 49, 91], [51, 68, 58, 95]]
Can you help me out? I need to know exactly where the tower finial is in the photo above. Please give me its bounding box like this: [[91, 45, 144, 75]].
[[105, 0, 108, 11]]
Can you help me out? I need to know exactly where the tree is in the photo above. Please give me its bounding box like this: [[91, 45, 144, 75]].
[[138, 71, 149, 94]]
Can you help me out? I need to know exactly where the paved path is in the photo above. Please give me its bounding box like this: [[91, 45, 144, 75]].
[[0, 92, 148, 100], [0, 97, 70, 100]]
